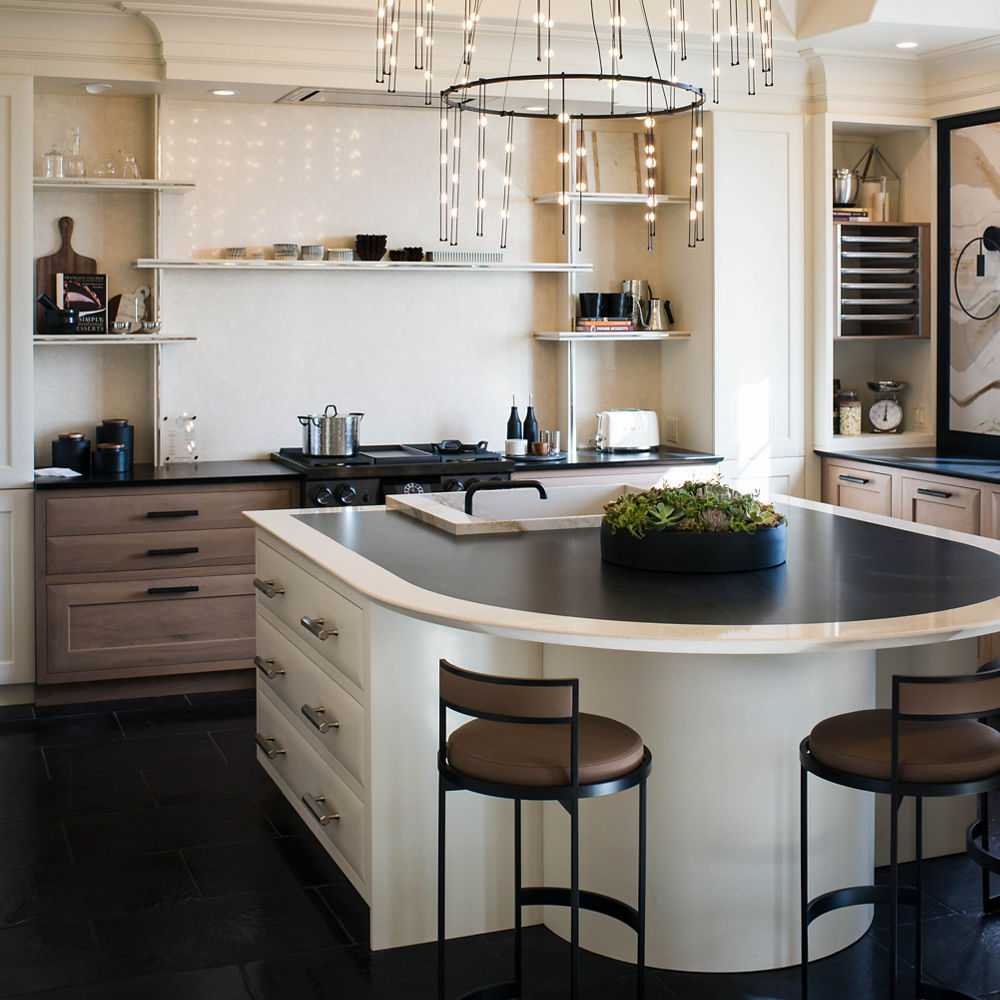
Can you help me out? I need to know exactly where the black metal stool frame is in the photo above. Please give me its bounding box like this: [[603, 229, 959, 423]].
[[437, 658, 652, 1000], [800, 669, 1000, 1000]]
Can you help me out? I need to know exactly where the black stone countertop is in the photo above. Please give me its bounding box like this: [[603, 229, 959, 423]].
[[292, 501, 1000, 627], [513, 445, 723, 472], [814, 447, 1000, 486], [34, 459, 299, 490]]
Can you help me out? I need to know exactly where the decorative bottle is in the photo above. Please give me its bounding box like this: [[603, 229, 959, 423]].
[[523, 395, 539, 444], [506, 395, 522, 439]]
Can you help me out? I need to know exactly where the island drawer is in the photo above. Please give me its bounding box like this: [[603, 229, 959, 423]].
[[46, 526, 253, 576], [254, 540, 365, 690], [43, 484, 297, 537], [256, 690, 367, 884], [256, 616, 367, 787], [43, 574, 255, 680]]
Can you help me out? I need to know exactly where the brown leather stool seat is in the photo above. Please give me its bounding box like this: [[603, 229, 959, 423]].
[[810, 708, 1000, 784], [448, 714, 645, 787], [800, 668, 1000, 1000]]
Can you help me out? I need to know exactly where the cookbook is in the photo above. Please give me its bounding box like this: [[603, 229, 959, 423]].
[[56, 272, 107, 334]]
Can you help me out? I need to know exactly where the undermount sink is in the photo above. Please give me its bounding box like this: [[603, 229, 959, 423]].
[[385, 483, 641, 534]]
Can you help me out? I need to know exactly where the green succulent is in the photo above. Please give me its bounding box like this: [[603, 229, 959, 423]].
[[602, 480, 785, 540]]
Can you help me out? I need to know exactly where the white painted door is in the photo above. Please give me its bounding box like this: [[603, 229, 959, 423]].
[[711, 112, 805, 492], [0, 74, 36, 692]]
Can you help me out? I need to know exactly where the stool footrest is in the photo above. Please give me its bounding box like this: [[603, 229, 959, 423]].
[[966, 817, 1000, 876], [805, 883, 918, 926], [520, 885, 640, 932], [454, 982, 521, 1000]]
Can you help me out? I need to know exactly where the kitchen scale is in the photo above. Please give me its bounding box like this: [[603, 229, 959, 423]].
[[866, 379, 907, 432]]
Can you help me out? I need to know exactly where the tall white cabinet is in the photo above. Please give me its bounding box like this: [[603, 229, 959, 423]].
[[0, 74, 35, 693]]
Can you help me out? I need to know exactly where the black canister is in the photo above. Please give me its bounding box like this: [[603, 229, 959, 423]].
[[52, 432, 91, 474], [93, 442, 129, 474], [96, 418, 134, 468]]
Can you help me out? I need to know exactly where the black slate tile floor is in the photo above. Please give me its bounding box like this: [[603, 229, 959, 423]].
[[2, 689, 1000, 999]]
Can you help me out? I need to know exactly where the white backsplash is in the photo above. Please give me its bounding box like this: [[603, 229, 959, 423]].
[[34, 96, 665, 464]]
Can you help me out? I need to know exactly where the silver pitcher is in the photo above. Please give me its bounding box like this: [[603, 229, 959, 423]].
[[646, 298, 673, 331], [623, 279, 651, 329]]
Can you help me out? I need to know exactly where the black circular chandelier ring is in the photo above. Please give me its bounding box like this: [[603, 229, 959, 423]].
[[441, 73, 706, 120]]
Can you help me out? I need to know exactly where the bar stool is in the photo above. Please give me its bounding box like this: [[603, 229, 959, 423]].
[[966, 658, 1000, 913], [437, 657, 652, 1000], [800, 667, 1000, 1000]]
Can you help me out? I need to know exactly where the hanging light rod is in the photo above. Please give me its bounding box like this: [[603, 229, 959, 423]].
[[375, 1, 776, 251]]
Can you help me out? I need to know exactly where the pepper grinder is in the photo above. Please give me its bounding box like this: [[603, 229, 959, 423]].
[[523, 395, 539, 445]]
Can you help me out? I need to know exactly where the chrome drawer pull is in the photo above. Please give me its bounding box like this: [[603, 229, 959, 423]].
[[917, 488, 953, 499], [300, 616, 339, 640], [301, 703, 340, 733], [302, 793, 340, 827], [253, 655, 285, 680], [254, 733, 286, 759], [253, 577, 285, 599]]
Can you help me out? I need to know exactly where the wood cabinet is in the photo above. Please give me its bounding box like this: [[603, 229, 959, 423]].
[[35, 479, 297, 703], [823, 460, 893, 517], [899, 474, 981, 535]]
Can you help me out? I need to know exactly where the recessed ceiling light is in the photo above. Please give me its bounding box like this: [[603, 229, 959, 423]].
[[895, 41, 918, 49], [210, 89, 239, 96], [82, 83, 112, 94]]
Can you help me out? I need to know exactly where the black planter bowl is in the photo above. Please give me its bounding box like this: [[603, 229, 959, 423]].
[[600, 520, 787, 573]]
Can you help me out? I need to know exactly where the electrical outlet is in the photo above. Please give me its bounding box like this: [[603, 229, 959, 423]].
[[914, 407, 926, 428], [664, 416, 680, 442]]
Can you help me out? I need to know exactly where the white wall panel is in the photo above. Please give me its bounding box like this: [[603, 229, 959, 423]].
[[0, 488, 33, 687]]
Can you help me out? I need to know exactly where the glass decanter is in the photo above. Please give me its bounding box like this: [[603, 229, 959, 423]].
[[64, 126, 85, 178]]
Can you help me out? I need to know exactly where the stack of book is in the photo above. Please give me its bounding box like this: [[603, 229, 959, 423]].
[[574, 318, 634, 333], [833, 206, 869, 223]]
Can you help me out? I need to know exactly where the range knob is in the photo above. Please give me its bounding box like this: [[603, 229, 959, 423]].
[[402, 482, 425, 494], [443, 479, 465, 492], [336, 485, 358, 505], [311, 486, 335, 506]]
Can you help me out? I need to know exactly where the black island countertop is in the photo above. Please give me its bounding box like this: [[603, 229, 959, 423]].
[[815, 447, 1000, 486]]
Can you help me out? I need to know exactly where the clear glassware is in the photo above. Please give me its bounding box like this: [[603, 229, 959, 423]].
[[121, 151, 141, 180], [94, 158, 118, 178], [42, 148, 64, 179], [64, 127, 85, 178]]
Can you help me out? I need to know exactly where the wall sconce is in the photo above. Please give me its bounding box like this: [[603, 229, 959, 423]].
[[955, 225, 1000, 321]]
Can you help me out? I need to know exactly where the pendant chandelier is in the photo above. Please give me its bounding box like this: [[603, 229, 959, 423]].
[[374, 1, 775, 250]]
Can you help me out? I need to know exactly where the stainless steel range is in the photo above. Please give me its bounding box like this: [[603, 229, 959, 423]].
[[271, 440, 514, 507]]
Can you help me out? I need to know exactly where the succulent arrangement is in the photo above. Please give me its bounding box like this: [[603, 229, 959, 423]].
[[602, 480, 786, 540]]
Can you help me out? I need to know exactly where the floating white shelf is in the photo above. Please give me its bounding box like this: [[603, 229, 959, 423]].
[[822, 430, 936, 450], [532, 192, 687, 206], [136, 258, 592, 273], [534, 330, 691, 342], [33, 334, 197, 344], [34, 177, 196, 192]]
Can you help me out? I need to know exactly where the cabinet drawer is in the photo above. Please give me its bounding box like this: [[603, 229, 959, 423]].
[[255, 540, 365, 690], [44, 574, 255, 679], [901, 476, 981, 536], [823, 462, 892, 517], [256, 616, 366, 787], [47, 526, 254, 576], [44, 485, 296, 537], [256, 690, 367, 883]]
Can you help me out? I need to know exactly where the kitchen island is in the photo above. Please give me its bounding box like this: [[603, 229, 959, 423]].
[[246, 493, 1000, 973]]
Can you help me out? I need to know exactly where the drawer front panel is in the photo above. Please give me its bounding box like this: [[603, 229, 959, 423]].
[[901, 476, 981, 536], [824, 462, 892, 517], [45, 575, 255, 677], [256, 691, 367, 882], [45, 485, 296, 537], [47, 527, 254, 576], [256, 617, 367, 787], [255, 541, 365, 689]]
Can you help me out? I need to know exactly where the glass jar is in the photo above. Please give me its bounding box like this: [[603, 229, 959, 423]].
[[42, 148, 64, 179], [64, 127, 85, 178], [838, 393, 862, 437]]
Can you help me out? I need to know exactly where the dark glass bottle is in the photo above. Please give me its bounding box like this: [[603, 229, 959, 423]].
[[506, 395, 522, 439], [523, 395, 539, 444]]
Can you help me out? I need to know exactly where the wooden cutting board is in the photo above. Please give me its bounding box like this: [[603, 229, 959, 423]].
[[35, 216, 97, 333]]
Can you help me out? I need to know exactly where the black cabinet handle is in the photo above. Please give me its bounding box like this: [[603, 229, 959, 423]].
[[146, 585, 200, 595], [146, 509, 199, 519], [838, 475, 870, 485], [917, 488, 952, 499], [146, 546, 200, 556]]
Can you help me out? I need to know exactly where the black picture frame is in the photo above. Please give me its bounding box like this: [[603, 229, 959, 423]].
[[937, 106, 1000, 457]]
